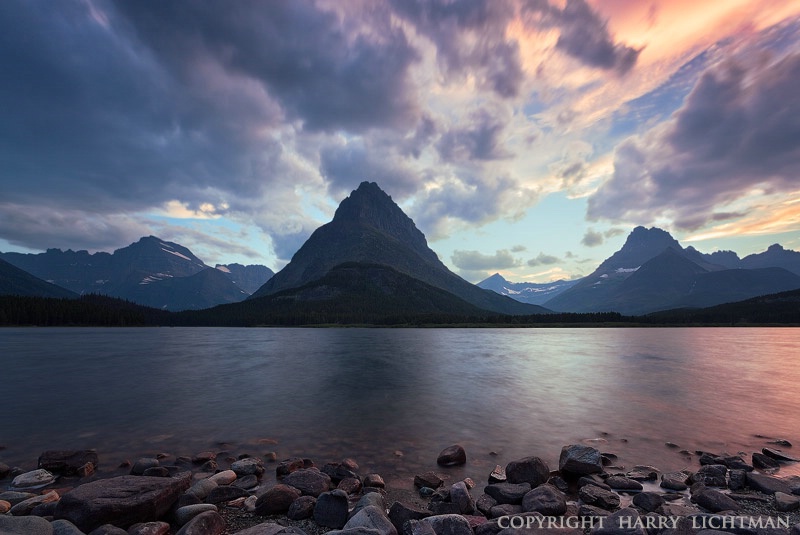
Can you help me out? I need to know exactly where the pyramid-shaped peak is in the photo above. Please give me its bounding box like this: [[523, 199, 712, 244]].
[[333, 181, 402, 220]]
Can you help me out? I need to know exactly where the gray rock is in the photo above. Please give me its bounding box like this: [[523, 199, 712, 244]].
[[10, 489, 59, 515], [579, 484, 621, 510], [388, 501, 431, 534], [419, 514, 473, 535], [231, 457, 265, 477], [427, 502, 462, 515], [414, 472, 443, 489], [505, 456, 550, 487], [763, 448, 800, 462], [254, 484, 301, 515], [0, 490, 38, 505], [127, 521, 171, 535], [39, 450, 99, 476], [605, 476, 643, 492], [130, 458, 160, 476], [693, 489, 740, 513], [484, 482, 532, 504], [187, 478, 218, 500], [729, 469, 747, 491], [87, 525, 128, 535], [476, 494, 498, 516], [345, 505, 398, 535], [579, 504, 613, 519], [174, 510, 225, 535], [235, 474, 260, 490], [560, 445, 603, 476], [327, 529, 383, 535], [53, 473, 191, 532], [746, 471, 793, 495], [590, 507, 646, 535], [175, 504, 218, 526], [31, 500, 59, 517], [51, 519, 87, 535], [276, 458, 306, 479], [352, 492, 388, 517], [205, 484, 250, 504], [287, 495, 317, 520], [692, 465, 727, 488], [233, 523, 306, 535], [364, 474, 386, 489], [631, 492, 664, 513], [490, 504, 523, 518], [0, 515, 54, 535], [314, 489, 350, 529], [625, 466, 659, 482], [522, 483, 567, 515], [450, 481, 475, 515], [775, 492, 800, 512], [437, 445, 467, 467], [11, 468, 56, 489], [753, 452, 781, 470], [282, 469, 331, 497], [142, 467, 170, 478], [338, 477, 363, 494], [404, 520, 438, 535]]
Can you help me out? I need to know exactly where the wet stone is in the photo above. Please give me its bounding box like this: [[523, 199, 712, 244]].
[[287, 495, 316, 520], [484, 482, 532, 504], [605, 476, 643, 492], [505, 456, 550, 487], [415, 471, 443, 489], [437, 445, 467, 467], [579, 484, 621, 510], [560, 445, 603, 476]]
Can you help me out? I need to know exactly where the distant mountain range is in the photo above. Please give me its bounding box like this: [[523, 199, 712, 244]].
[[0, 237, 274, 310], [477, 274, 579, 305]]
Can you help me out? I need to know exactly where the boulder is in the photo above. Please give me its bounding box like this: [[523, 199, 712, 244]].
[[388, 501, 431, 534], [559, 445, 603, 476], [52, 519, 91, 535], [0, 513, 56, 535], [418, 514, 473, 535], [590, 507, 646, 535], [746, 471, 793, 495], [254, 484, 302, 515], [9, 490, 59, 516], [205, 484, 250, 504], [753, 452, 781, 470], [775, 492, 800, 512], [287, 495, 316, 520], [174, 510, 225, 535], [209, 469, 237, 486], [624, 466, 659, 482], [579, 484, 621, 510], [414, 472, 443, 489], [489, 465, 506, 483], [763, 448, 800, 462], [437, 445, 467, 467], [692, 465, 727, 487], [522, 483, 567, 515], [282, 469, 332, 497], [231, 457, 265, 477], [505, 456, 550, 487], [692, 489, 740, 513], [631, 492, 664, 513], [130, 458, 160, 476], [345, 505, 398, 535], [54, 473, 190, 532], [313, 489, 350, 529], [11, 468, 56, 489], [483, 482, 531, 504], [87, 525, 128, 535], [276, 457, 306, 479], [450, 481, 475, 514], [39, 450, 99, 475], [660, 471, 690, 491], [364, 474, 386, 489], [175, 504, 218, 526], [605, 476, 643, 492]]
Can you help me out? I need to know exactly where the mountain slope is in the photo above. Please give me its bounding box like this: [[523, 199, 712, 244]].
[[0, 258, 77, 299], [215, 263, 274, 294], [250, 181, 547, 315]]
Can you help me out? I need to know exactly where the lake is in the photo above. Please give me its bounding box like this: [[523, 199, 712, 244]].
[[2, 327, 799, 487]]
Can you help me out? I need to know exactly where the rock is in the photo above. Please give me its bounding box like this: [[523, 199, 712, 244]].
[[489, 503, 522, 518], [450, 481, 475, 514], [427, 501, 462, 515], [142, 467, 170, 477], [88, 525, 128, 535], [0, 490, 38, 505], [522, 483, 567, 515], [235, 474, 260, 490], [232, 457, 265, 477], [175, 503, 219, 525], [130, 458, 160, 476], [276, 457, 306, 479], [753, 452, 781, 470], [559, 445, 603, 476], [345, 505, 398, 535], [505, 456, 550, 487], [590, 507, 646, 535], [0, 515, 55, 535], [579, 484, 621, 510], [693, 488, 740, 512], [205, 484, 250, 504], [353, 492, 387, 516], [631, 492, 664, 513], [287, 495, 316, 520], [313, 489, 350, 529], [175, 510, 225, 535], [322, 462, 359, 483], [775, 492, 800, 512], [418, 514, 473, 535], [746, 471, 793, 494], [625, 466, 659, 482], [548, 475, 570, 493], [437, 445, 467, 467], [254, 484, 302, 515], [9, 490, 59, 516], [388, 501, 431, 534], [763, 448, 800, 462], [405, 519, 438, 535], [484, 482, 532, 504], [187, 478, 218, 500], [364, 474, 386, 489], [232, 523, 304, 535], [51, 519, 89, 535], [579, 504, 612, 519], [209, 469, 237, 485], [53, 473, 190, 532], [282, 468, 331, 497], [338, 477, 363, 494], [414, 472, 443, 489], [39, 450, 99, 475], [0, 500, 9, 514], [729, 469, 747, 491], [692, 465, 727, 487], [476, 494, 498, 516], [419, 487, 436, 497], [660, 471, 690, 491], [605, 476, 643, 492], [579, 475, 611, 491], [489, 465, 506, 483], [11, 468, 56, 489], [127, 521, 171, 535], [31, 500, 59, 517]]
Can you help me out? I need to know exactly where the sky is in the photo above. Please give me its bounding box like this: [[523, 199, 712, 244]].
[[2, 0, 800, 283]]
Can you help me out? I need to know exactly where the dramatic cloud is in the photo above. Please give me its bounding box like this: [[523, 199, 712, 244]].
[[451, 249, 520, 271], [437, 107, 514, 162], [588, 51, 800, 230]]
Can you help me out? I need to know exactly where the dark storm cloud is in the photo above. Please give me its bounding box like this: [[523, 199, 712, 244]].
[[588, 52, 800, 229], [437, 108, 513, 162], [389, 0, 524, 98], [524, 0, 641, 74]]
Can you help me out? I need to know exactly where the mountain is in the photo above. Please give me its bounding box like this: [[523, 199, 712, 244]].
[[649, 287, 800, 325], [543, 227, 800, 314], [0, 258, 77, 299], [215, 263, 274, 294], [477, 273, 580, 305], [0, 236, 253, 310], [250, 181, 547, 315], [741, 244, 800, 275]]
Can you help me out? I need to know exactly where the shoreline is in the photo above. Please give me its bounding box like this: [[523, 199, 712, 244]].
[[3, 441, 800, 535]]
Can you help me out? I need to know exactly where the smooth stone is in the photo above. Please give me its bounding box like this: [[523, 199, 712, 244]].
[[175, 503, 219, 526], [352, 492, 388, 517], [631, 492, 664, 512], [450, 480, 475, 515], [276, 457, 305, 479], [39, 450, 99, 476], [282, 469, 332, 497], [522, 483, 567, 515], [388, 501, 431, 534], [232, 523, 307, 535], [560, 445, 603, 476], [364, 474, 385, 488], [693, 489, 740, 512], [31, 500, 59, 517], [427, 501, 462, 515], [313, 489, 350, 529], [187, 478, 218, 499], [53, 473, 190, 532], [0, 500, 10, 514], [208, 469, 237, 485], [729, 469, 747, 491], [605, 476, 643, 492], [231, 458, 265, 477], [234, 474, 260, 490], [579, 484, 621, 510], [338, 477, 363, 494], [344, 505, 398, 535], [327, 529, 382, 535], [489, 503, 523, 518], [191, 451, 217, 463], [775, 492, 800, 512], [437, 445, 467, 467], [87, 525, 128, 535], [590, 507, 646, 535], [746, 471, 793, 494], [127, 521, 171, 535], [287, 495, 317, 520], [414, 472, 443, 489], [254, 484, 302, 515], [419, 514, 473, 535], [505, 456, 550, 487], [11, 468, 56, 489], [404, 520, 438, 535], [130, 458, 160, 476], [475, 493, 498, 516], [763, 448, 800, 462], [10, 490, 59, 516], [579, 504, 613, 518], [205, 484, 250, 504], [174, 510, 225, 535], [0, 490, 38, 505], [0, 515, 55, 535], [484, 482, 532, 504], [142, 467, 170, 478], [51, 519, 87, 535], [660, 471, 690, 491]]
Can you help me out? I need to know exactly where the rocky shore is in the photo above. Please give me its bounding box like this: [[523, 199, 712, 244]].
[[2, 441, 800, 535]]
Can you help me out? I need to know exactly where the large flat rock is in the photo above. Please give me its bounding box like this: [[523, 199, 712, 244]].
[[54, 473, 191, 532]]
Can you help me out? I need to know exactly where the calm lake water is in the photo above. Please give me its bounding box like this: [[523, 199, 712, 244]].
[[2, 327, 799, 486]]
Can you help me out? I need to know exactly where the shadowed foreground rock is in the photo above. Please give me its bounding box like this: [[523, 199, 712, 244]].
[[53, 473, 191, 532]]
